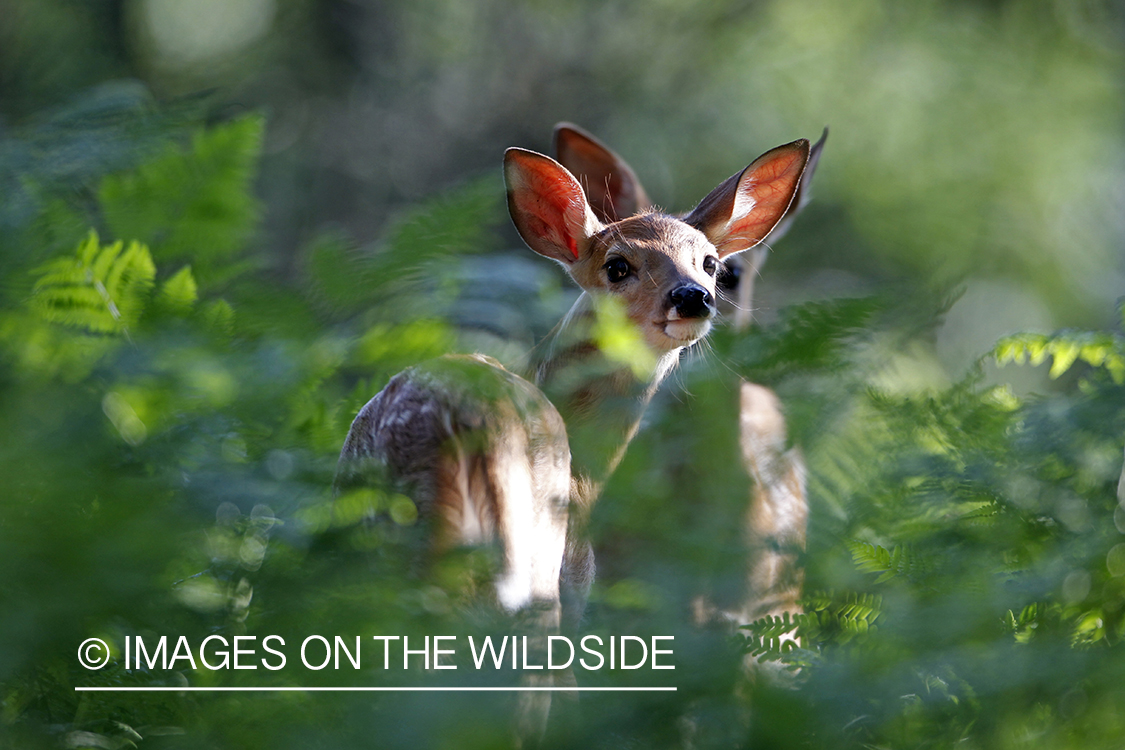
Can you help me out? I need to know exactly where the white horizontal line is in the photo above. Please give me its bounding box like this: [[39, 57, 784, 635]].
[[75, 686, 676, 693]]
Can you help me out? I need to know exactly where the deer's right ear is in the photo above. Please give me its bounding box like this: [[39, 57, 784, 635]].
[[553, 122, 651, 223], [505, 148, 603, 265]]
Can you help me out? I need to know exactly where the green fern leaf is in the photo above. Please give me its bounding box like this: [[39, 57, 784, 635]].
[[848, 539, 926, 582], [791, 590, 884, 648], [158, 265, 198, 312], [739, 612, 803, 662], [994, 330, 1125, 382], [201, 298, 235, 337], [99, 115, 263, 282], [30, 230, 155, 335], [1004, 603, 1043, 644], [1046, 339, 1080, 379]]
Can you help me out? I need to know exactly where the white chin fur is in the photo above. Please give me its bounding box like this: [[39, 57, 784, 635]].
[[663, 318, 711, 345]]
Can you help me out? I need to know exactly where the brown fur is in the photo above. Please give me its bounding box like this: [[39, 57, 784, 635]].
[[551, 123, 822, 674], [335, 135, 809, 740]]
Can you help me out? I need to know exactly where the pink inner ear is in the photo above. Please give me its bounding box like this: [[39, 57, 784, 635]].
[[525, 214, 556, 245], [731, 179, 789, 239], [525, 212, 577, 260], [724, 147, 808, 254], [512, 159, 586, 261]]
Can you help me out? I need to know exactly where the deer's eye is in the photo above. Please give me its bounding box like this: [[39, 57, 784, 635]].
[[604, 257, 631, 283], [716, 262, 740, 293], [702, 256, 719, 277]]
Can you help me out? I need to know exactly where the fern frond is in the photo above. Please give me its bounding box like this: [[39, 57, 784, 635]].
[[994, 331, 1125, 383], [739, 612, 805, 663], [1004, 603, 1042, 644], [800, 590, 884, 645], [158, 265, 198, 312], [848, 539, 928, 583], [99, 115, 264, 282], [201, 299, 235, 337], [29, 230, 155, 336]]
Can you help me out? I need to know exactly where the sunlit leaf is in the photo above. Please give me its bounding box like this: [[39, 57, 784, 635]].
[[29, 230, 155, 335], [159, 266, 198, 313]]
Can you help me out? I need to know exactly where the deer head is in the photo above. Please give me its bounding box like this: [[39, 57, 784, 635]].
[[504, 139, 811, 354]]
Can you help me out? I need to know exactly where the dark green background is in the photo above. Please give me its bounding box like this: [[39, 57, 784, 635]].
[[2, 1, 1124, 748]]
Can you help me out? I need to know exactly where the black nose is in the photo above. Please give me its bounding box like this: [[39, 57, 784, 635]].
[[669, 285, 714, 319]]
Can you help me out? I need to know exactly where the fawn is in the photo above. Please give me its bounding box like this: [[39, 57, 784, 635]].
[[553, 123, 824, 663], [335, 134, 810, 732]]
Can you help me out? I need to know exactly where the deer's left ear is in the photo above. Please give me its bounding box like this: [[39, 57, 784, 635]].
[[553, 122, 651, 223], [685, 139, 810, 259], [505, 148, 603, 266]]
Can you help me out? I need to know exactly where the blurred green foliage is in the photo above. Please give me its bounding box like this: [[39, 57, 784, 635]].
[[2, 1, 1125, 749]]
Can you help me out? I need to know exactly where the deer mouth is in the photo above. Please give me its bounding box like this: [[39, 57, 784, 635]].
[[660, 317, 712, 346]]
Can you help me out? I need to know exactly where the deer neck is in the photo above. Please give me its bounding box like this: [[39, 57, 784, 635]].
[[528, 291, 681, 512]]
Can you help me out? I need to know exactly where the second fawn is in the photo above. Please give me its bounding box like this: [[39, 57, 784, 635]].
[[335, 134, 810, 731]]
